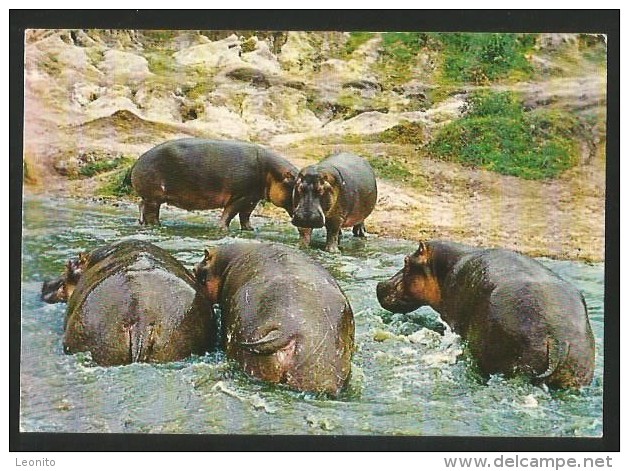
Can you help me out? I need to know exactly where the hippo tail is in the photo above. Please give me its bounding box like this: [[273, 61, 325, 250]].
[[128, 323, 157, 363], [535, 340, 571, 380], [239, 329, 293, 355], [122, 162, 135, 189]]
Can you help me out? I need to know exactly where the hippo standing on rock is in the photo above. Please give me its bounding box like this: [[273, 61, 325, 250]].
[[193, 242, 355, 396], [376, 240, 595, 389], [130, 138, 298, 231], [291, 153, 377, 252], [41, 239, 215, 366]]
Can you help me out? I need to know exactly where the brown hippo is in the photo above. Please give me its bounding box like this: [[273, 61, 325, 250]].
[[130, 138, 298, 230], [193, 242, 355, 396], [41, 239, 215, 366], [376, 240, 595, 389], [291, 153, 377, 252]]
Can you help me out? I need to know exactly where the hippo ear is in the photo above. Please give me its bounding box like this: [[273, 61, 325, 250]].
[[78, 252, 89, 266], [417, 241, 427, 255], [203, 249, 211, 260]]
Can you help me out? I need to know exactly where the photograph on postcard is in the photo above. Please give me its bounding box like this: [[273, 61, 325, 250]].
[[20, 28, 607, 437]]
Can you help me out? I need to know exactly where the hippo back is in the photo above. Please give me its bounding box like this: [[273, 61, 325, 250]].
[[131, 139, 293, 210], [65, 240, 214, 365], [443, 247, 595, 387], [321, 152, 377, 222], [218, 243, 355, 395]]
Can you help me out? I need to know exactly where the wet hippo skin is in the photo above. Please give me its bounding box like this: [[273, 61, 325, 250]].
[[130, 138, 298, 231], [291, 152, 377, 252], [377, 240, 595, 388], [41, 239, 215, 366], [194, 241, 355, 395]]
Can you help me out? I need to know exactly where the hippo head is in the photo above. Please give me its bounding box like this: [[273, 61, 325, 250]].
[[376, 241, 443, 314], [193, 248, 224, 305], [291, 167, 338, 228], [40, 253, 88, 304], [267, 169, 297, 214]]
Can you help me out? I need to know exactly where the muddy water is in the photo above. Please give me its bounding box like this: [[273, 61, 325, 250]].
[[20, 196, 604, 436]]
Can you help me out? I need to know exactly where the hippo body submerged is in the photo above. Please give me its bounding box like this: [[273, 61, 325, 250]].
[[376, 240, 595, 388], [42, 240, 215, 366], [291, 153, 377, 252], [194, 242, 355, 395], [130, 138, 298, 230]]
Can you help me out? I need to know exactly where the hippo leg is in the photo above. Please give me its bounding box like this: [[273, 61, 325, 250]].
[[220, 198, 258, 232], [352, 223, 366, 237], [238, 201, 258, 231], [325, 220, 342, 253], [298, 227, 313, 247], [139, 200, 161, 225]]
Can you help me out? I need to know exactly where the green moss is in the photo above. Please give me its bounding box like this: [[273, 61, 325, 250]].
[[427, 91, 580, 179], [241, 37, 257, 53], [40, 55, 62, 77], [379, 121, 425, 145], [145, 51, 178, 75]]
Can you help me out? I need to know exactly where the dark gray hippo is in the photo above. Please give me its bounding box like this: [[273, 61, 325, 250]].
[[376, 240, 595, 389], [291, 153, 377, 252], [41, 239, 215, 366], [130, 138, 298, 231], [193, 242, 355, 396]]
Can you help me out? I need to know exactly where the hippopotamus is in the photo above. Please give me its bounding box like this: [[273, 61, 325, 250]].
[[40, 239, 215, 366], [193, 242, 355, 396], [291, 153, 377, 252], [376, 240, 595, 389], [130, 138, 298, 230]]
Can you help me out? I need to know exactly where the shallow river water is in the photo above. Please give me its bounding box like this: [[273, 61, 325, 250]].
[[20, 196, 604, 436]]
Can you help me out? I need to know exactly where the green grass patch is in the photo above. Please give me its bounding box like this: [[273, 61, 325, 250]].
[[376, 32, 430, 85], [79, 155, 135, 178], [366, 155, 412, 180], [427, 91, 580, 179], [344, 32, 376, 56], [97, 163, 135, 197], [434, 33, 536, 84]]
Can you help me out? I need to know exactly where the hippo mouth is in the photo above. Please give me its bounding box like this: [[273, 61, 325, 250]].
[[376, 280, 421, 314], [41, 277, 65, 304], [291, 216, 325, 228]]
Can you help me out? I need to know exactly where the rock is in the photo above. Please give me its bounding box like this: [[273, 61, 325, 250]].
[[323, 111, 399, 135], [84, 94, 142, 121], [99, 50, 152, 85], [537, 33, 579, 52], [241, 39, 282, 74], [173, 34, 244, 70], [187, 104, 251, 141], [71, 83, 104, 107], [225, 67, 270, 88], [134, 84, 183, 122], [278, 31, 317, 73]]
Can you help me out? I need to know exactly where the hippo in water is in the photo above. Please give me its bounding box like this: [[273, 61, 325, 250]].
[[41, 239, 215, 366], [376, 240, 595, 389], [130, 138, 298, 231], [193, 242, 355, 396], [291, 153, 377, 252]]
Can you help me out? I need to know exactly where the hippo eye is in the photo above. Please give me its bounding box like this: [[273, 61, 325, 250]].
[[195, 268, 207, 284], [404, 255, 424, 272]]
